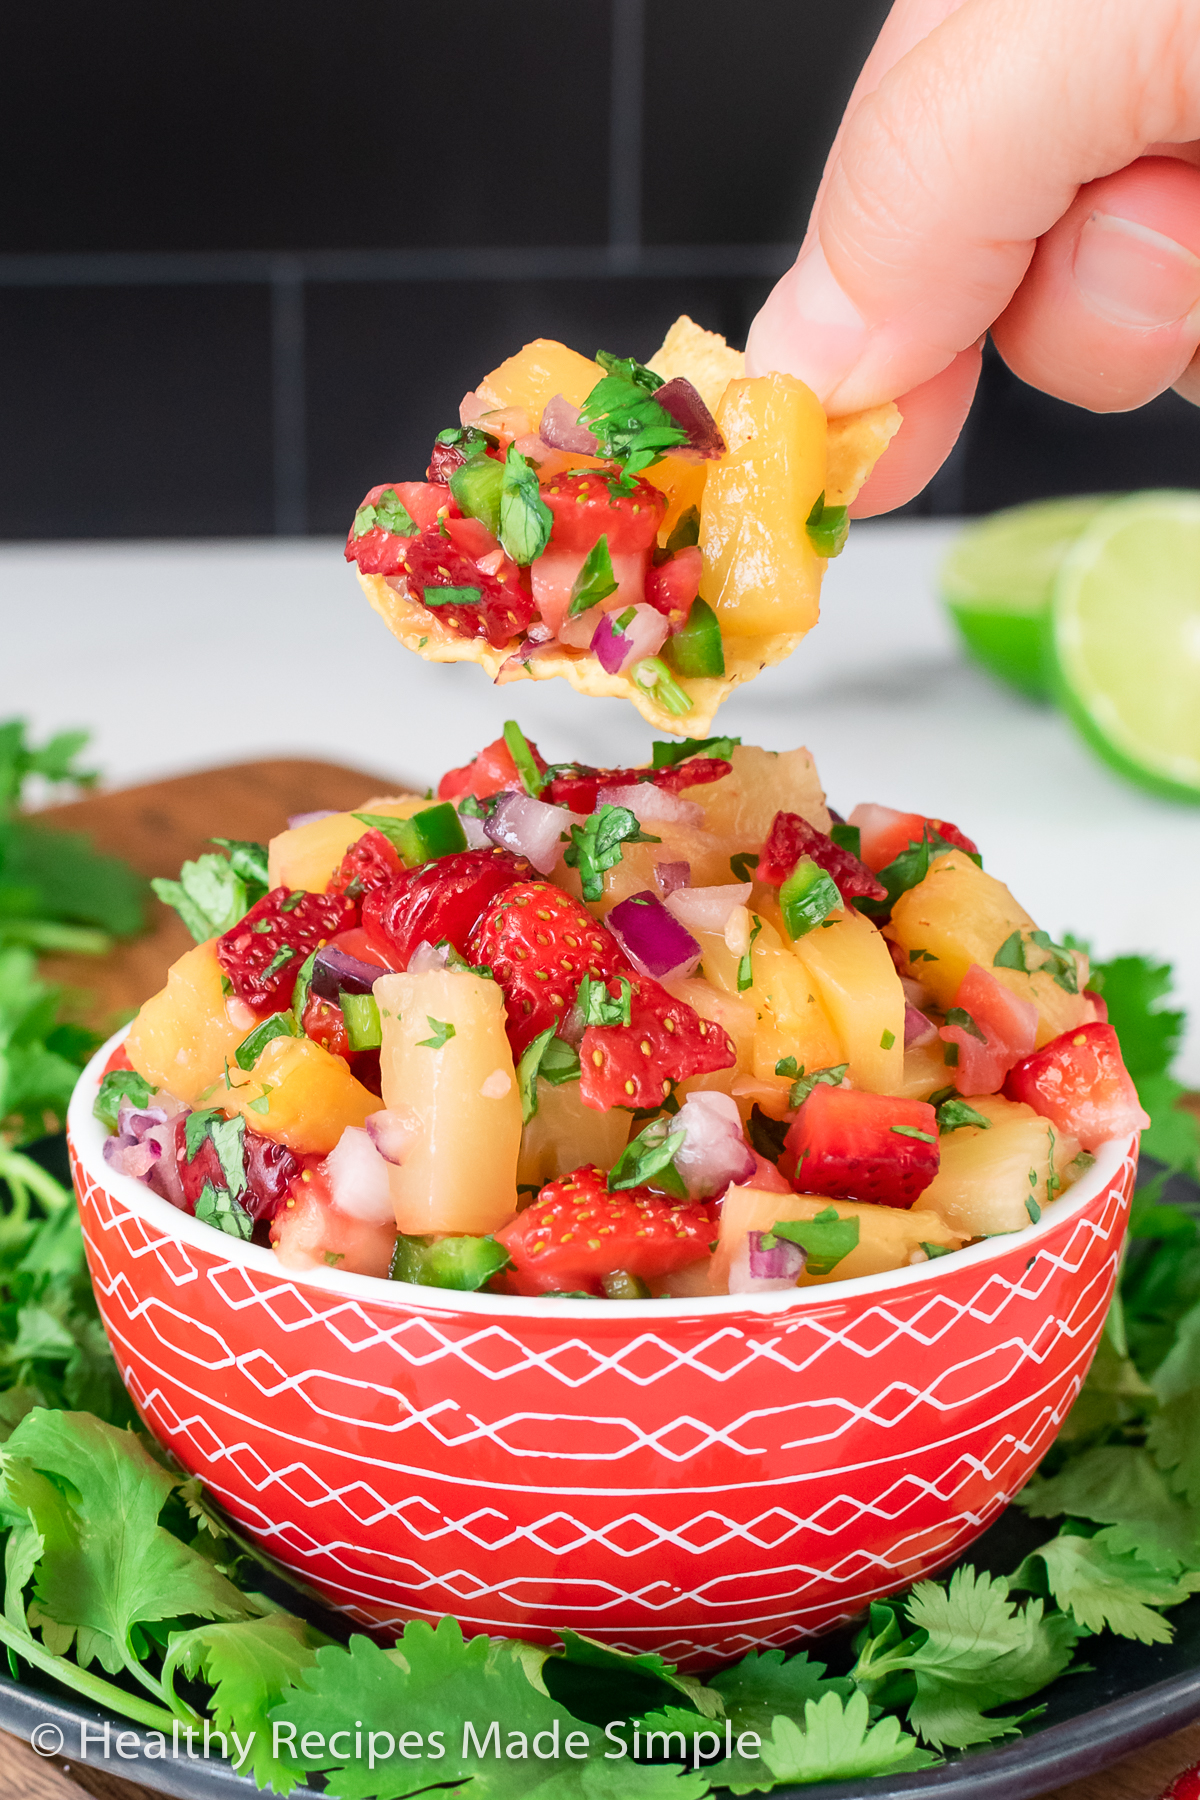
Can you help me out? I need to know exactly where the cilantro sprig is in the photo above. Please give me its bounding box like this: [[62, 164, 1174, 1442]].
[[564, 805, 660, 902]]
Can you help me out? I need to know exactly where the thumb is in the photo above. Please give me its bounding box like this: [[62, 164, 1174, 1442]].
[[746, 0, 1200, 414]]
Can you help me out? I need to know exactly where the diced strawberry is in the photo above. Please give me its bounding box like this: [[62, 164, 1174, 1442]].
[[542, 470, 666, 554], [102, 1042, 134, 1078], [437, 734, 547, 802], [362, 847, 531, 969], [328, 828, 404, 900], [781, 1084, 939, 1209], [270, 1162, 395, 1277], [444, 514, 502, 562], [470, 880, 628, 1057], [217, 888, 357, 1013], [400, 527, 535, 648], [579, 974, 737, 1111], [544, 756, 731, 814], [496, 1164, 716, 1295], [1004, 1022, 1150, 1152], [939, 964, 1038, 1095], [244, 1133, 303, 1221], [850, 803, 979, 874], [176, 1115, 222, 1210], [758, 811, 886, 904], [644, 546, 703, 628], [344, 482, 450, 575], [427, 437, 502, 484], [530, 545, 648, 636], [302, 993, 352, 1059]]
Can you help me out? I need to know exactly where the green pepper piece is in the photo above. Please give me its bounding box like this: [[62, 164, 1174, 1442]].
[[449, 454, 505, 537], [602, 1270, 651, 1300], [779, 857, 842, 940], [665, 597, 725, 678], [805, 490, 850, 558], [341, 992, 382, 1052], [354, 802, 467, 868], [390, 1233, 511, 1291]]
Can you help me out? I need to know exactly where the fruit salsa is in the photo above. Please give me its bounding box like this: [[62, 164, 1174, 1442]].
[[98, 730, 1148, 1300], [345, 317, 901, 735]]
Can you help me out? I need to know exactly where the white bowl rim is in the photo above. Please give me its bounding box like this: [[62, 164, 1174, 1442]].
[[70, 1027, 1135, 1322]]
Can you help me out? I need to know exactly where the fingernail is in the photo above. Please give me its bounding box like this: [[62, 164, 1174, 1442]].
[[1074, 211, 1200, 328], [746, 244, 870, 400]]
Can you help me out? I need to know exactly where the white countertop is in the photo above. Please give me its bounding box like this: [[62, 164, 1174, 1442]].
[[7, 521, 1200, 1082]]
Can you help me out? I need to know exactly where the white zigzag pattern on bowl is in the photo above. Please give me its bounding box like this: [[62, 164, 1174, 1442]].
[[72, 1143, 1135, 1661]]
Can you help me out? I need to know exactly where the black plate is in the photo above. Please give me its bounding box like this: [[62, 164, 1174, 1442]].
[[3, 1159, 1196, 1800]]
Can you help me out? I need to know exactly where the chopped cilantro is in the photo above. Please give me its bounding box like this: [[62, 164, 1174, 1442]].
[[995, 928, 1080, 995], [578, 974, 633, 1028], [737, 915, 763, 992], [501, 719, 546, 797], [650, 733, 739, 769], [93, 1068, 156, 1133], [608, 1116, 687, 1196], [770, 1207, 860, 1277], [194, 1178, 253, 1242], [855, 828, 982, 920], [937, 1097, 992, 1132], [563, 805, 659, 901], [579, 370, 687, 478], [594, 349, 663, 391], [352, 485, 418, 538], [828, 821, 862, 859], [774, 1056, 800, 1080], [664, 505, 700, 553], [234, 1010, 299, 1071], [247, 1084, 274, 1114], [891, 1125, 937, 1144], [730, 851, 759, 883], [920, 1242, 957, 1260], [421, 584, 482, 606], [748, 1105, 789, 1163], [908, 947, 938, 964], [567, 534, 618, 616], [944, 1006, 987, 1043], [880, 1028, 896, 1050], [516, 1027, 581, 1122], [498, 443, 553, 564], [416, 1016, 456, 1050], [263, 945, 298, 980], [1026, 1194, 1042, 1224], [787, 1062, 849, 1108]]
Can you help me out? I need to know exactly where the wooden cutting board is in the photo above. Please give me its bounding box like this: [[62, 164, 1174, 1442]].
[[8, 759, 1198, 1800]]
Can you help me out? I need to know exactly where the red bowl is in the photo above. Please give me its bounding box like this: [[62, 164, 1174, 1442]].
[[69, 1034, 1135, 1670]]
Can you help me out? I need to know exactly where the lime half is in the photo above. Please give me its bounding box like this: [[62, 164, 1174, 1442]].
[[1052, 490, 1200, 802], [941, 496, 1110, 699]]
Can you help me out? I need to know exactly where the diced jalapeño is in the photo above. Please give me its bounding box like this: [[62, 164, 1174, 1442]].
[[341, 993, 382, 1052], [805, 491, 850, 559], [779, 857, 841, 940], [358, 802, 468, 868], [449, 454, 505, 537], [665, 596, 725, 679], [390, 1233, 511, 1291]]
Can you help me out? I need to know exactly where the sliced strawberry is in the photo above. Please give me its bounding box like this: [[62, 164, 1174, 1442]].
[[579, 974, 736, 1111], [1004, 1022, 1150, 1152], [174, 1114, 299, 1223], [101, 1042, 134, 1078], [217, 888, 357, 1013], [544, 756, 731, 814], [328, 827, 404, 901], [400, 527, 534, 648], [437, 733, 548, 802], [362, 847, 531, 969], [496, 1163, 716, 1294], [344, 481, 449, 575], [542, 470, 665, 554], [470, 880, 628, 1057], [644, 546, 703, 628], [850, 804, 979, 874], [939, 964, 1038, 1095], [781, 1084, 939, 1209], [758, 811, 886, 903]]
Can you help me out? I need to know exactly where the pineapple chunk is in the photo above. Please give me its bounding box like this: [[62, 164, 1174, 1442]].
[[582, 823, 737, 915], [517, 1082, 630, 1189], [268, 795, 425, 893], [691, 744, 832, 841], [892, 1037, 955, 1100], [885, 853, 1091, 1048], [223, 1036, 376, 1154], [744, 917, 845, 1081], [476, 339, 603, 416], [699, 374, 827, 639], [711, 1186, 964, 1291], [642, 454, 708, 545], [921, 1094, 1082, 1237], [376, 968, 521, 1236], [790, 908, 904, 1094], [125, 940, 248, 1106]]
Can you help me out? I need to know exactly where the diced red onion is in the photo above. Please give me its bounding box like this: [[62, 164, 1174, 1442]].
[[116, 1099, 167, 1141], [666, 882, 752, 934], [905, 1001, 938, 1047], [673, 1091, 756, 1198], [313, 943, 392, 1001], [104, 1133, 160, 1183], [459, 389, 491, 427], [365, 1108, 421, 1165], [605, 890, 701, 981], [496, 626, 556, 685], [899, 976, 928, 1008], [485, 790, 582, 876], [596, 782, 702, 827], [655, 860, 691, 897], [727, 1233, 803, 1295], [652, 377, 726, 460], [747, 1230, 806, 1280], [325, 1126, 395, 1225], [407, 941, 451, 975], [591, 604, 670, 676], [539, 393, 600, 455], [460, 812, 492, 849], [287, 809, 337, 830]]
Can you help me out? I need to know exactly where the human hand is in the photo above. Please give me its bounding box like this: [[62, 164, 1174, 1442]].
[[747, 0, 1200, 515]]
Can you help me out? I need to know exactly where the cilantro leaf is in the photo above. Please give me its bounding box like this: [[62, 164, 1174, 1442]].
[[650, 735, 739, 771], [3, 1409, 249, 1683], [994, 929, 1080, 995], [498, 444, 553, 566], [92, 1068, 155, 1134], [163, 1610, 329, 1791], [516, 1028, 581, 1123], [747, 1106, 789, 1164], [608, 1117, 687, 1196], [564, 805, 660, 902], [1017, 1445, 1200, 1566], [209, 837, 269, 893], [567, 534, 619, 617], [594, 349, 663, 392], [416, 1016, 455, 1050], [579, 373, 687, 479], [502, 719, 547, 797], [353, 485, 418, 539], [757, 1691, 936, 1783], [578, 974, 633, 1029], [152, 850, 254, 942], [703, 1644, 854, 1790], [937, 1097, 992, 1132], [769, 1208, 859, 1278], [737, 915, 762, 992], [855, 829, 981, 919], [195, 1179, 253, 1241], [1014, 1526, 1200, 1644], [786, 1063, 848, 1110], [944, 1006, 987, 1043]]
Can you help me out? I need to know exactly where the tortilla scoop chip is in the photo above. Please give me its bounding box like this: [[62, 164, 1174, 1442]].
[[826, 402, 903, 507], [357, 569, 801, 738], [647, 315, 746, 417]]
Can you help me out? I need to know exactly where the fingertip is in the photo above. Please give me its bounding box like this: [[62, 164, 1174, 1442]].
[[847, 345, 983, 519]]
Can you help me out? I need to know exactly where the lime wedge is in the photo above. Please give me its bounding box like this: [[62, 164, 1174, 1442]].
[[1052, 490, 1200, 802], [940, 496, 1110, 699]]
